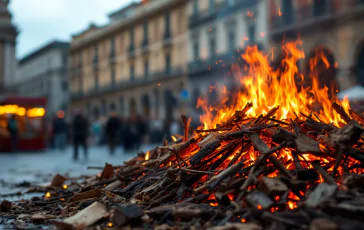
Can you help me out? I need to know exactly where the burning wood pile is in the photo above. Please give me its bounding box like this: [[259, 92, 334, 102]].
[[2, 41, 364, 229]]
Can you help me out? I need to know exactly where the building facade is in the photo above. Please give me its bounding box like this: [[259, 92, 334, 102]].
[[187, 0, 268, 113], [16, 41, 70, 117], [0, 0, 17, 92], [69, 0, 189, 124], [269, 0, 364, 93]]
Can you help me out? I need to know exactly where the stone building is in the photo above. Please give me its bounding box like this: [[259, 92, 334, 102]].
[[69, 0, 189, 124], [269, 0, 364, 94], [187, 0, 268, 113], [16, 41, 70, 117], [0, 0, 17, 92]]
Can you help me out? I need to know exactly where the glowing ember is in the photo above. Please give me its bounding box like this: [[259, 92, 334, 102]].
[[171, 135, 177, 142], [288, 201, 297, 210], [210, 202, 218, 207], [257, 204, 262, 210], [145, 151, 150, 161], [63, 184, 68, 189], [241, 218, 246, 223], [169, 161, 172, 167], [45, 192, 51, 199], [107, 222, 113, 227]]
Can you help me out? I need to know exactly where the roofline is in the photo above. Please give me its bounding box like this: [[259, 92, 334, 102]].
[[19, 40, 70, 65], [70, 0, 187, 52], [107, 1, 140, 18]]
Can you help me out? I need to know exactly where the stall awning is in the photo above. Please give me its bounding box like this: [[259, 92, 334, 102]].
[[0, 96, 47, 107]]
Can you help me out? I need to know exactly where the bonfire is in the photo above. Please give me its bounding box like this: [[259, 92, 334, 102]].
[[1, 41, 364, 230]]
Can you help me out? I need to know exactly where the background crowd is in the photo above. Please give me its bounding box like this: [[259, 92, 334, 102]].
[[48, 109, 183, 160]]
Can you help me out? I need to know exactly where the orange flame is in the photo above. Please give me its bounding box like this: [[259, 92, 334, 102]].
[[197, 41, 350, 130], [145, 151, 150, 161], [278, 7, 282, 17], [171, 136, 177, 142]]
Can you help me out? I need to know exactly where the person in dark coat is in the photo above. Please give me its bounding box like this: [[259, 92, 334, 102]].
[[105, 111, 121, 154], [72, 110, 89, 160], [53, 111, 68, 151]]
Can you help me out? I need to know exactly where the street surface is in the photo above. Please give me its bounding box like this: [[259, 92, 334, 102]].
[[0, 145, 153, 196]]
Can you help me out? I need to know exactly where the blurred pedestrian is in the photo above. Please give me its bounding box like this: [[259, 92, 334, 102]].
[[91, 115, 102, 146], [105, 110, 121, 154], [53, 110, 68, 151], [71, 109, 89, 160], [7, 114, 18, 152]]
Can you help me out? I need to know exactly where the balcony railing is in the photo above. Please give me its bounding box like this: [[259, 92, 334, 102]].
[[141, 39, 149, 52], [271, 1, 364, 31], [109, 51, 116, 63], [189, 0, 257, 28], [128, 44, 136, 57]]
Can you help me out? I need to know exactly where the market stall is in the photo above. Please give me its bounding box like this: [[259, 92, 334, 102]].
[[0, 96, 47, 151]]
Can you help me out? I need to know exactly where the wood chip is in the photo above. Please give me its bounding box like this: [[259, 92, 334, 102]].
[[53, 201, 109, 230], [51, 174, 67, 187]]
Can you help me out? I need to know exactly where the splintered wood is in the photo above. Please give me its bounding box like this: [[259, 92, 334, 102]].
[[1, 102, 364, 229]]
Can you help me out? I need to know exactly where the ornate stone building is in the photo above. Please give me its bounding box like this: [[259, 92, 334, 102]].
[[69, 0, 189, 123], [0, 0, 17, 92]]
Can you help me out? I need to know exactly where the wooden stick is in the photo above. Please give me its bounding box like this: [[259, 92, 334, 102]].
[[181, 115, 191, 142], [311, 161, 336, 185]]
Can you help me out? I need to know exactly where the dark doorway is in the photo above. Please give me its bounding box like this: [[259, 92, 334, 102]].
[[141, 94, 151, 117], [154, 88, 160, 119], [164, 89, 174, 124], [129, 98, 136, 116]]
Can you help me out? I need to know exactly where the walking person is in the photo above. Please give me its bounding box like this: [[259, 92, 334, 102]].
[[91, 115, 102, 146], [105, 110, 121, 154], [7, 114, 18, 152], [53, 111, 68, 151], [71, 109, 89, 160]]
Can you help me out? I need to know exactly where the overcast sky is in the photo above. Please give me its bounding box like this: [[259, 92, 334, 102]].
[[9, 0, 136, 59]]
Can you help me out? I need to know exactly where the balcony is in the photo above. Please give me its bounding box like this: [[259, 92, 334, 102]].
[[270, 1, 364, 40], [189, 0, 257, 28], [70, 91, 83, 100], [188, 50, 248, 75], [141, 39, 149, 53]]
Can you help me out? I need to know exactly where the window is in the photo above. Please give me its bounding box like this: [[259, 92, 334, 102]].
[[164, 12, 171, 39], [110, 37, 115, 57], [111, 68, 116, 84], [62, 81, 68, 92], [93, 45, 98, 63], [248, 24, 255, 44], [165, 54, 171, 74], [144, 60, 149, 79], [129, 28, 135, 50], [143, 22, 148, 43], [209, 37, 216, 57], [228, 30, 236, 51], [95, 73, 99, 89], [193, 41, 200, 60], [209, 0, 215, 13], [193, 0, 199, 15], [130, 63, 135, 82]]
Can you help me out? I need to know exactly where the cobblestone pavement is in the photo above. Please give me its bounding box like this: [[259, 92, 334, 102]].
[[0, 145, 153, 196]]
